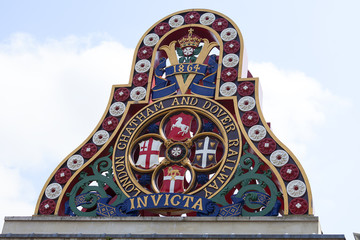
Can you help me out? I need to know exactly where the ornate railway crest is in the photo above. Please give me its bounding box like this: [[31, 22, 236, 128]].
[[36, 9, 312, 218], [113, 96, 242, 214]]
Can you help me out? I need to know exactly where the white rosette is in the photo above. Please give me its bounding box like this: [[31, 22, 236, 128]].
[[222, 54, 239, 67], [135, 59, 151, 73], [169, 15, 184, 28], [171, 146, 182, 157], [238, 96, 256, 111], [109, 102, 126, 117], [45, 183, 62, 199], [130, 87, 146, 101], [92, 130, 110, 146], [221, 28, 237, 41], [67, 154, 84, 171], [220, 82, 237, 96], [287, 180, 307, 198], [248, 125, 266, 141], [143, 33, 159, 47], [270, 150, 289, 167], [295, 202, 303, 209], [200, 13, 216, 25]]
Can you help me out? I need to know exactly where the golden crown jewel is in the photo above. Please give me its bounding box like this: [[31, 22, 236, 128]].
[[178, 28, 202, 49]]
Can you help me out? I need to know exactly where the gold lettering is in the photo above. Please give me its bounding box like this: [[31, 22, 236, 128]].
[[136, 112, 147, 122], [146, 107, 154, 116], [227, 148, 238, 158], [192, 198, 203, 211], [183, 195, 194, 208], [226, 158, 237, 164], [137, 196, 148, 208], [115, 164, 126, 173], [133, 188, 141, 197], [153, 101, 164, 111], [124, 184, 134, 192], [120, 176, 136, 193], [117, 143, 126, 150], [217, 173, 228, 184], [220, 115, 231, 125], [126, 127, 135, 135], [150, 194, 163, 206], [202, 101, 211, 109], [215, 108, 226, 118], [193, 64, 200, 72], [115, 156, 124, 165], [204, 188, 212, 198], [119, 134, 130, 142], [186, 64, 193, 72], [130, 198, 135, 210], [229, 139, 239, 147], [170, 195, 181, 206], [164, 194, 170, 206], [221, 165, 234, 172], [209, 105, 219, 114], [225, 123, 236, 133], [208, 181, 219, 190], [189, 97, 198, 105], [129, 119, 138, 127], [116, 171, 127, 179], [181, 97, 190, 105], [120, 176, 132, 187], [171, 98, 179, 106]]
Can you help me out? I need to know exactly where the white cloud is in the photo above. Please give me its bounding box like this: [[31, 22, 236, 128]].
[[248, 62, 349, 160], [0, 33, 134, 227], [249, 62, 357, 239], [0, 33, 133, 169], [0, 165, 35, 228]]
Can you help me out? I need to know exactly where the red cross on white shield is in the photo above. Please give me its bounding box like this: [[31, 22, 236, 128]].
[[136, 138, 162, 169]]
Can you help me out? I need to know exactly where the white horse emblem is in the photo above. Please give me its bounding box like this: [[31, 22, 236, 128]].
[[171, 117, 189, 136]]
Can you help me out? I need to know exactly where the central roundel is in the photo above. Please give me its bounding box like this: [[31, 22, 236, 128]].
[[113, 96, 242, 202], [166, 142, 187, 162]]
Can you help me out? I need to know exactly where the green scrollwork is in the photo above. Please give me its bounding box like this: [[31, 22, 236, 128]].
[[66, 147, 127, 216], [212, 143, 282, 216]]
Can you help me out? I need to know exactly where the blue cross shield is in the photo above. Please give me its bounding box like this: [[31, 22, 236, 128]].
[[193, 136, 218, 168]]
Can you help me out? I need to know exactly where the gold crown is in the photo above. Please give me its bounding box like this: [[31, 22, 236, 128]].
[[178, 28, 202, 49]]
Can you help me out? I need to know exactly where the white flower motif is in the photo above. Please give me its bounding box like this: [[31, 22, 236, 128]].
[[270, 150, 289, 167], [169, 15, 184, 28], [130, 87, 146, 101], [67, 154, 84, 170], [93, 130, 110, 146], [248, 125, 266, 142], [287, 180, 307, 198], [135, 59, 151, 73], [182, 46, 194, 56], [45, 183, 62, 199], [221, 28, 237, 41], [220, 82, 237, 96], [143, 33, 159, 47], [223, 54, 239, 67], [171, 147, 182, 157], [200, 13, 216, 25], [109, 102, 126, 117], [238, 96, 256, 111]]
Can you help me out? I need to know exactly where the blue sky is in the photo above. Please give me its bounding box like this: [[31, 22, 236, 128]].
[[0, 1, 359, 239]]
